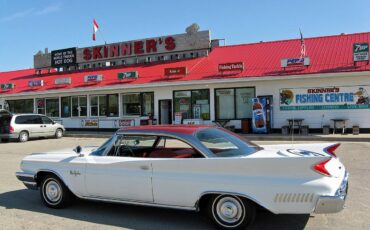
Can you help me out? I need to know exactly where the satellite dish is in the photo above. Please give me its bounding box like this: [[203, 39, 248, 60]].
[[186, 23, 200, 35]]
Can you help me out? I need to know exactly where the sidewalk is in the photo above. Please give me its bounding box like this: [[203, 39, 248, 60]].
[[64, 131, 370, 142]]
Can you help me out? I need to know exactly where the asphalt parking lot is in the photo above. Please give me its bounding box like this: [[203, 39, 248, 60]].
[[0, 137, 369, 230]]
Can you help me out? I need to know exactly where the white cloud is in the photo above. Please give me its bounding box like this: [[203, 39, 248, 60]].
[[0, 3, 61, 22], [35, 3, 61, 15]]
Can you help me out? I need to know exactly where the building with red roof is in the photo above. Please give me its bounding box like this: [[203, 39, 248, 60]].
[[1, 27, 370, 133]]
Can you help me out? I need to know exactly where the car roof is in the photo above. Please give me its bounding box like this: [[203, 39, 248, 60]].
[[117, 125, 213, 135]]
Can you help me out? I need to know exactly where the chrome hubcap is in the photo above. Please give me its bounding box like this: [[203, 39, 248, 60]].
[[45, 181, 62, 202], [216, 197, 243, 224], [56, 130, 62, 137]]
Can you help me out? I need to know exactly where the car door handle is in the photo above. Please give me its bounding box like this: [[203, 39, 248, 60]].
[[139, 165, 150, 170]]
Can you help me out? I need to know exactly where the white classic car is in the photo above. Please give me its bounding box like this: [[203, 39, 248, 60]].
[[16, 125, 348, 229]]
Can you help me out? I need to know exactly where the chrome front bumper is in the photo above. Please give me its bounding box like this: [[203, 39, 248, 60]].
[[16, 171, 38, 190], [314, 172, 349, 214]]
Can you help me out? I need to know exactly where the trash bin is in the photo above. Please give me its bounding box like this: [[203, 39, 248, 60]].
[[281, 126, 289, 135], [241, 119, 251, 133], [301, 126, 309, 135], [323, 125, 330, 135], [353, 126, 360, 135]]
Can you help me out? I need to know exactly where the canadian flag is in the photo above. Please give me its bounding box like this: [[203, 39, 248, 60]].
[[92, 19, 99, 41]]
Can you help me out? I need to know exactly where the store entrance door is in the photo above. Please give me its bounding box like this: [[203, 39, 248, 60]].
[[159, 100, 172, 124]]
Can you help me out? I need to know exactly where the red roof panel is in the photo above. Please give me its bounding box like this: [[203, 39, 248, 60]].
[[1, 32, 370, 95]]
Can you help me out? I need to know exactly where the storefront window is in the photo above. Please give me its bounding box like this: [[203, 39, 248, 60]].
[[174, 89, 210, 120], [122, 93, 140, 115], [142, 92, 154, 116], [236, 88, 255, 119], [72, 96, 87, 117], [45, 98, 59, 117], [6, 99, 34, 113], [90, 94, 118, 117], [61, 97, 71, 117], [108, 94, 119, 117], [122, 92, 154, 116], [215, 87, 255, 120]]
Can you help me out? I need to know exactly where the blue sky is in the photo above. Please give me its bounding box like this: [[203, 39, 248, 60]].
[[1, 0, 370, 72]]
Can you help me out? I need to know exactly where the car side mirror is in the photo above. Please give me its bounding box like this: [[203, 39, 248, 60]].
[[74, 145, 82, 154], [52, 121, 55, 125]]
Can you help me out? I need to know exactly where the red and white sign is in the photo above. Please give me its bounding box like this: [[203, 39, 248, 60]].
[[164, 67, 187, 76], [218, 62, 244, 71], [118, 119, 134, 127], [83, 36, 176, 61]]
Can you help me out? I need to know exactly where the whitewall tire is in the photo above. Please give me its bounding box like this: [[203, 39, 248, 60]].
[[208, 195, 256, 230], [40, 175, 71, 208]]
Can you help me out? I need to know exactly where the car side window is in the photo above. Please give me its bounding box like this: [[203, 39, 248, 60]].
[[41, 116, 53, 124], [147, 137, 204, 159], [15, 115, 42, 124], [113, 135, 158, 157]]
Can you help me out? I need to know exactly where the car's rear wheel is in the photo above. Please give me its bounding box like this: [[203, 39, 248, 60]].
[[55, 128, 63, 139], [208, 195, 256, 230], [18, 131, 29, 142], [40, 174, 71, 208]]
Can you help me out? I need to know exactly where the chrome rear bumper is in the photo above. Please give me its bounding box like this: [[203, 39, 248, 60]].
[[15, 171, 37, 190], [314, 172, 349, 213]]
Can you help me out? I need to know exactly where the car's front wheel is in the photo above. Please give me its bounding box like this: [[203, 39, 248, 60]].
[[40, 174, 71, 208], [208, 195, 256, 230]]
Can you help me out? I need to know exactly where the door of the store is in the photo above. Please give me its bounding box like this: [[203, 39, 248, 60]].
[[159, 100, 172, 124]]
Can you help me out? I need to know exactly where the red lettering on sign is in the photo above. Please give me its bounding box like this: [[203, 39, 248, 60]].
[[93, 47, 102, 59], [110, 45, 119, 57], [146, 39, 157, 53], [134, 41, 144, 54], [165, 36, 176, 50], [83, 48, 92, 60], [103, 46, 108, 58], [121, 43, 131, 56]]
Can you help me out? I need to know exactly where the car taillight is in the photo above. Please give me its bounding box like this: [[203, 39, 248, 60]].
[[313, 159, 331, 176], [325, 143, 341, 158], [9, 125, 14, 133]]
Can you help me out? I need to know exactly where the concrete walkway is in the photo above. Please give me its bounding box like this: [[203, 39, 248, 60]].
[[64, 130, 370, 142]]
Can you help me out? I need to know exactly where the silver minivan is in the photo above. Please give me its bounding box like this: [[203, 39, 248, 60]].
[[0, 110, 65, 142]]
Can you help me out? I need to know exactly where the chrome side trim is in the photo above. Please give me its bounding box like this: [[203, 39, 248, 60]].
[[196, 191, 273, 213], [79, 195, 196, 211], [314, 171, 349, 214]]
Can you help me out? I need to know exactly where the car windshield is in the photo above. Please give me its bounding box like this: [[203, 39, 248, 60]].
[[196, 128, 261, 157], [90, 135, 117, 156]]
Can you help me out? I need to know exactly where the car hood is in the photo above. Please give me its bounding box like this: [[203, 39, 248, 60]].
[[24, 146, 99, 162]]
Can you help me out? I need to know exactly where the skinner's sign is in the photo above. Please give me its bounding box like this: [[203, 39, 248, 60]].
[[51, 48, 77, 67], [280, 86, 370, 110]]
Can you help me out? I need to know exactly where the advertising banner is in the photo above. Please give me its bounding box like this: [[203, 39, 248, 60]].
[[51, 48, 77, 68], [81, 119, 99, 127], [252, 98, 267, 133], [218, 62, 244, 72], [164, 67, 187, 76], [353, 43, 369, 62], [28, 80, 44, 87], [118, 71, 138, 79], [280, 86, 370, 110], [1, 83, 14, 90]]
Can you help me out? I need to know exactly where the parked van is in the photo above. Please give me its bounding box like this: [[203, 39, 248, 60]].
[[0, 110, 65, 142]]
